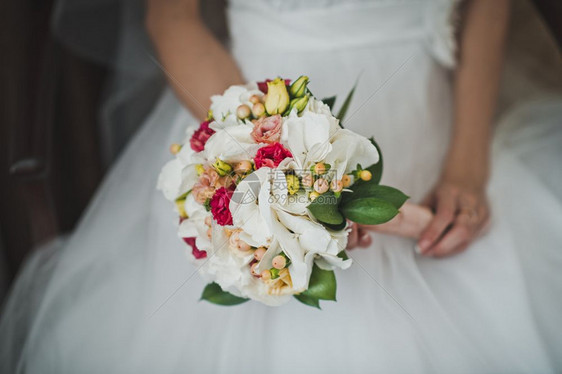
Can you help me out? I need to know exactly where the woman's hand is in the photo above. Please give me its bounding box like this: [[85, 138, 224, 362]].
[[346, 222, 373, 249], [417, 168, 491, 257], [346, 203, 433, 250]]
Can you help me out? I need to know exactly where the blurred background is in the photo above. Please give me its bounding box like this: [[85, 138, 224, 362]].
[[0, 0, 561, 302]]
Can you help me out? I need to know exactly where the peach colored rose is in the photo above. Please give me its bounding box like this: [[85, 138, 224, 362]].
[[192, 184, 215, 204], [251, 114, 283, 144]]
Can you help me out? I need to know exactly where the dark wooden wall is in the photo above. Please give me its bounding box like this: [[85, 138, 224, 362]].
[[0, 0, 106, 283]]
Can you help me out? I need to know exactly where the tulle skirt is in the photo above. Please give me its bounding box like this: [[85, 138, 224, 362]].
[[1, 28, 562, 374]]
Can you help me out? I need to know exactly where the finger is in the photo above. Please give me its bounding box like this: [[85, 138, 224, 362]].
[[418, 190, 457, 253], [358, 228, 372, 248], [424, 214, 473, 257], [347, 223, 359, 250]]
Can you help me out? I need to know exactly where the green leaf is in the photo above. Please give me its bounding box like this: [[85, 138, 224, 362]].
[[201, 283, 248, 306], [307, 192, 344, 225], [322, 96, 336, 110], [337, 77, 359, 122], [300, 264, 337, 301], [368, 137, 383, 184], [337, 250, 349, 261], [343, 184, 408, 210], [341, 197, 398, 225], [294, 293, 321, 309], [322, 220, 347, 232]]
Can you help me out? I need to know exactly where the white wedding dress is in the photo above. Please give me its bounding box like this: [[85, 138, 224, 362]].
[[2, 0, 562, 372]]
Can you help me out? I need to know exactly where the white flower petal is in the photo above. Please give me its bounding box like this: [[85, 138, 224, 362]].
[[203, 124, 260, 163], [230, 168, 273, 246], [324, 129, 379, 177], [157, 159, 196, 201]]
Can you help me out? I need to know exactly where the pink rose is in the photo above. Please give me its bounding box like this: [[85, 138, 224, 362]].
[[251, 114, 283, 144], [190, 120, 215, 152], [257, 78, 291, 94], [183, 237, 207, 259], [210, 187, 234, 226], [254, 142, 293, 169]]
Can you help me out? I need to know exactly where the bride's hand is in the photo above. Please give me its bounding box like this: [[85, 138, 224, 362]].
[[358, 203, 433, 239], [346, 222, 373, 249], [417, 177, 490, 258], [346, 203, 433, 250]]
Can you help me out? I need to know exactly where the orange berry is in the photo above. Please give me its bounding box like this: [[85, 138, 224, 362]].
[[360, 170, 372, 181]]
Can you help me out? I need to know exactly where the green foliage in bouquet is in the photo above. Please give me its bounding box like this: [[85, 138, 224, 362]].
[[201, 283, 248, 306], [294, 264, 337, 309], [306, 136, 408, 229], [201, 265, 338, 309]]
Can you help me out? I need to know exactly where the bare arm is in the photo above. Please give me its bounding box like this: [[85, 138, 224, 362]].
[[418, 0, 510, 256], [352, 0, 510, 252], [447, 0, 510, 190], [145, 0, 244, 120]]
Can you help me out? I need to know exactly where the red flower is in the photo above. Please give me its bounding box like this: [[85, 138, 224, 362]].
[[254, 143, 293, 169], [183, 237, 207, 259], [190, 120, 215, 152], [257, 78, 291, 94], [210, 187, 234, 226], [251, 114, 283, 144]]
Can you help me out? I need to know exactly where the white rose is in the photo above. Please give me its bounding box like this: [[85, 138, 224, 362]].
[[229, 167, 274, 247], [210, 82, 263, 129], [178, 194, 212, 253], [324, 129, 379, 178], [203, 123, 261, 164], [157, 159, 198, 201], [281, 110, 338, 172], [303, 97, 338, 121]]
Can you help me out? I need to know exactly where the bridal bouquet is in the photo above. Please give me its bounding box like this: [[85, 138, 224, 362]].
[[158, 76, 407, 308]]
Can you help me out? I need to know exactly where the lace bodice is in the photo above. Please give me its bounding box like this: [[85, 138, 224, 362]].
[[227, 0, 461, 68]]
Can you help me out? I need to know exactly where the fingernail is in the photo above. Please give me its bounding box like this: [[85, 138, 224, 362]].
[[418, 239, 430, 251], [414, 245, 422, 254]]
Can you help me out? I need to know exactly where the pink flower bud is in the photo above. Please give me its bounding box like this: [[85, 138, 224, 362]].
[[272, 255, 287, 269], [249, 95, 261, 104], [251, 263, 260, 276], [260, 269, 272, 280], [252, 103, 265, 118], [313, 178, 329, 194], [236, 104, 251, 119], [254, 247, 267, 261]]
